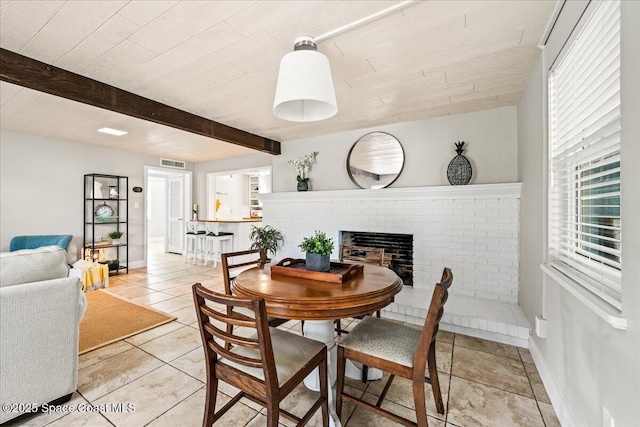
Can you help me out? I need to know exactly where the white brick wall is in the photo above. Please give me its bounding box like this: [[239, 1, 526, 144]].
[[260, 183, 521, 303]]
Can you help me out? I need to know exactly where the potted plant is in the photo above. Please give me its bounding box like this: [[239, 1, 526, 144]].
[[108, 230, 123, 245], [288, 151, 319, 191], [299, 230, 334, 272], [249, 225, 284, 261]]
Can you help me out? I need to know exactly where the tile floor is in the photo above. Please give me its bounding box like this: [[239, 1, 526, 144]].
[[9, 243, 561, 427]]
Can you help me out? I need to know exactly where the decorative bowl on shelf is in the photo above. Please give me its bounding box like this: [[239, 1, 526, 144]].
[[95, 216, 119, 223]]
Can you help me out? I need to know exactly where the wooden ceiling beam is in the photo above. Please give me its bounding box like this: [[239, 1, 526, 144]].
[[0, 48, 280, 155]]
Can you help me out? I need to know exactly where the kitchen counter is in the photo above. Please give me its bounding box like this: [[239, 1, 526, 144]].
[[197, 218, 262, 223]]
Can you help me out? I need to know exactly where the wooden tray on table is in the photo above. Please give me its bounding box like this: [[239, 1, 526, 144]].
[[271, 258, 364, 284]]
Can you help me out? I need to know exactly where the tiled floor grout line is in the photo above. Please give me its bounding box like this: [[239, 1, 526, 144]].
[[142, 385, 204, 427]]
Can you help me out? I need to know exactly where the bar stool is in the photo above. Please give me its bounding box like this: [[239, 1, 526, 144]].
[[185, 221, 206, 264], [204, 223, 234, 268]]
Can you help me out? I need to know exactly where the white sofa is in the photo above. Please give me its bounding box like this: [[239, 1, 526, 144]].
[[0, 246, 87, 423]]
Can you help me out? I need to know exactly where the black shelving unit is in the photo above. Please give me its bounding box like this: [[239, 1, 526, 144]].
[[84, 174, 129, 275]]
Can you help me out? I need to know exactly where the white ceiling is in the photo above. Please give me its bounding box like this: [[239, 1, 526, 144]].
[[0, 0, 556, 162]]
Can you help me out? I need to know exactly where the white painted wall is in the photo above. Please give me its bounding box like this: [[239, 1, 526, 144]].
[[516, 1, 640, 425], [147, 176, 166, 239], [0, 130, 194, 264], [272, 106, 518, 192]]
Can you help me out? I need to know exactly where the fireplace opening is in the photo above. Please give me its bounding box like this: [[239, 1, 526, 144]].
[[340, 231, 413, 286]]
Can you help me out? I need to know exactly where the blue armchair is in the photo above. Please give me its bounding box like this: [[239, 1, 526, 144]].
[[10, 235, 73, 252]]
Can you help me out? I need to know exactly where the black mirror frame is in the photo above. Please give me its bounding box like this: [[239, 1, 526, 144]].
[[346, 131, 405, 189]]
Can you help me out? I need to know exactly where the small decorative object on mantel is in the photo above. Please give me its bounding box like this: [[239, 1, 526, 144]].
[[447, 141, 473, 185], [288, 151, 319, 191], [299, 230, 334, 272]]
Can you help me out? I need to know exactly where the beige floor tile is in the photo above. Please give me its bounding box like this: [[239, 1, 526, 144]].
[[518, 347, 534, 364], [345, 392, 445, 427], [538, 402, 561, 427], [170, 347, 205, 381], [365, 373, 450, 421], [95, 365, 203, 427], [124, 321, 184, 346], [174, 305, 198, 325], [150, 296, 193, 313], [523, 362, 550, 404], [160, 283, 195, 296], [45, 410, 112, 427], [128, 274, 176, 286], [436, 341, 453, 374], [245, 413, 287, 427], [454, 334, 521, 360], [128, 291, 176, 306], [447, 376, 544, 427], [78, 347, 164, 401], [139, 325, 202, 362], [157, 269, 203, 280], [78, 340, 134, 370], [451, 346, 533, 398], [437, 330, 454, 344], [112, 285, 156, 299], [146, 279, 192, 291]]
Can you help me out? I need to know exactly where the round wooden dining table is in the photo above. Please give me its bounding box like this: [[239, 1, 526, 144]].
[[233, 262, 403, 427]]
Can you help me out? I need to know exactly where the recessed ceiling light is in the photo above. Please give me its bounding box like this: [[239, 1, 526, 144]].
[[98, 127, 127, 136]]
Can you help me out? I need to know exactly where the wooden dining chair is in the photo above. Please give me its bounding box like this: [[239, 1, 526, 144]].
[[337, 245, 385, 334], [336, 268, 453, 427], [221, 249, 288, 330], [193, 284, 329, 427]]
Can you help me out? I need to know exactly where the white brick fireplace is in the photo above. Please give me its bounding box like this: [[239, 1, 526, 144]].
[[260, 183, 529, 346]]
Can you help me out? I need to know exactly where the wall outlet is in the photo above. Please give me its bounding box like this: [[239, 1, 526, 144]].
[[603, 407, 615, 427], [535, 316, 548, 338]]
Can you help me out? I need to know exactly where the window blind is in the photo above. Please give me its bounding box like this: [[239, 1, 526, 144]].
[[548, 0, 622, 309]]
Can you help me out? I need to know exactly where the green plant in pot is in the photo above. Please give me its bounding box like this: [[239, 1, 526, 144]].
[[299, 230, 334, 272], [108, 230, 123, 245], [249, 225, 284, 261]]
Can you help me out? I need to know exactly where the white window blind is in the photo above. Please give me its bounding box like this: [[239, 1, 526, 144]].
[[548, 0, 622, 309]]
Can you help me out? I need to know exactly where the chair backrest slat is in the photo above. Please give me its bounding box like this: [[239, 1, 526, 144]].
[[413, 268, 453, 371], [203, 322, 260, 349], [201, 305, 256, 328], [193, 283, 278, 386], [221, 249, 266, 295], [340, 245, 385, 266], [208, 339, 263, 368]]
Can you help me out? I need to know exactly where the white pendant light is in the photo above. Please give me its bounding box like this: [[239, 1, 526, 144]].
[[273, 36, 337, 122]]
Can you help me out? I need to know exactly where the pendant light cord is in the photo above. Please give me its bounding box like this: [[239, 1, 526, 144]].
[[314, 0, 418, 43]]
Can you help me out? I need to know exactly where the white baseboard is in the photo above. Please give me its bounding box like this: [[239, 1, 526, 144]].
[[529, 338, 576, 427], [127, 260, 146, 269]]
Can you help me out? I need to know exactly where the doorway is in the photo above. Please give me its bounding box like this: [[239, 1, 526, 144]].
[[144, 167, 192, 261]]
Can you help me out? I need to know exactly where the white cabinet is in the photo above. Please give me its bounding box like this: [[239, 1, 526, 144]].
[[249, 175, 260, 208]]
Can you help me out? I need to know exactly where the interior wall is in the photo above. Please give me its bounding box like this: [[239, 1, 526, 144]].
[[516, 1, 640, 425], [194, 152, 273, 218], [272, 106, 518, 192], [0, 130, 195, 264], [147, 176, 166, 240]]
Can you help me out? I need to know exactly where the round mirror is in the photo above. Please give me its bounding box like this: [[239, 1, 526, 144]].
[[347, 132, 405, 189]]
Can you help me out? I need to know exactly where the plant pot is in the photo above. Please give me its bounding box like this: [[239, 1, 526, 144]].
[[297, 181, 309, 191], [306, 253, 330, 272], [111, 238, 121, 245]]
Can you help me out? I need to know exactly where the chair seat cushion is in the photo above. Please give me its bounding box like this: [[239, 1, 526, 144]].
[[221, 328, 325, 387], [339, 316, 421, 368]]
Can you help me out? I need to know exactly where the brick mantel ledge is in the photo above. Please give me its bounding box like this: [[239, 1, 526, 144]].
[[261, 182, 522, 202]]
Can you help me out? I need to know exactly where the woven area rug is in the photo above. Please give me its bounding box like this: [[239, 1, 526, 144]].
[[79, 290, 177, 355]]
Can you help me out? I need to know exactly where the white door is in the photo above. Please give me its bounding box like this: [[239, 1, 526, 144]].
[[167, 175, 184, 254]]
